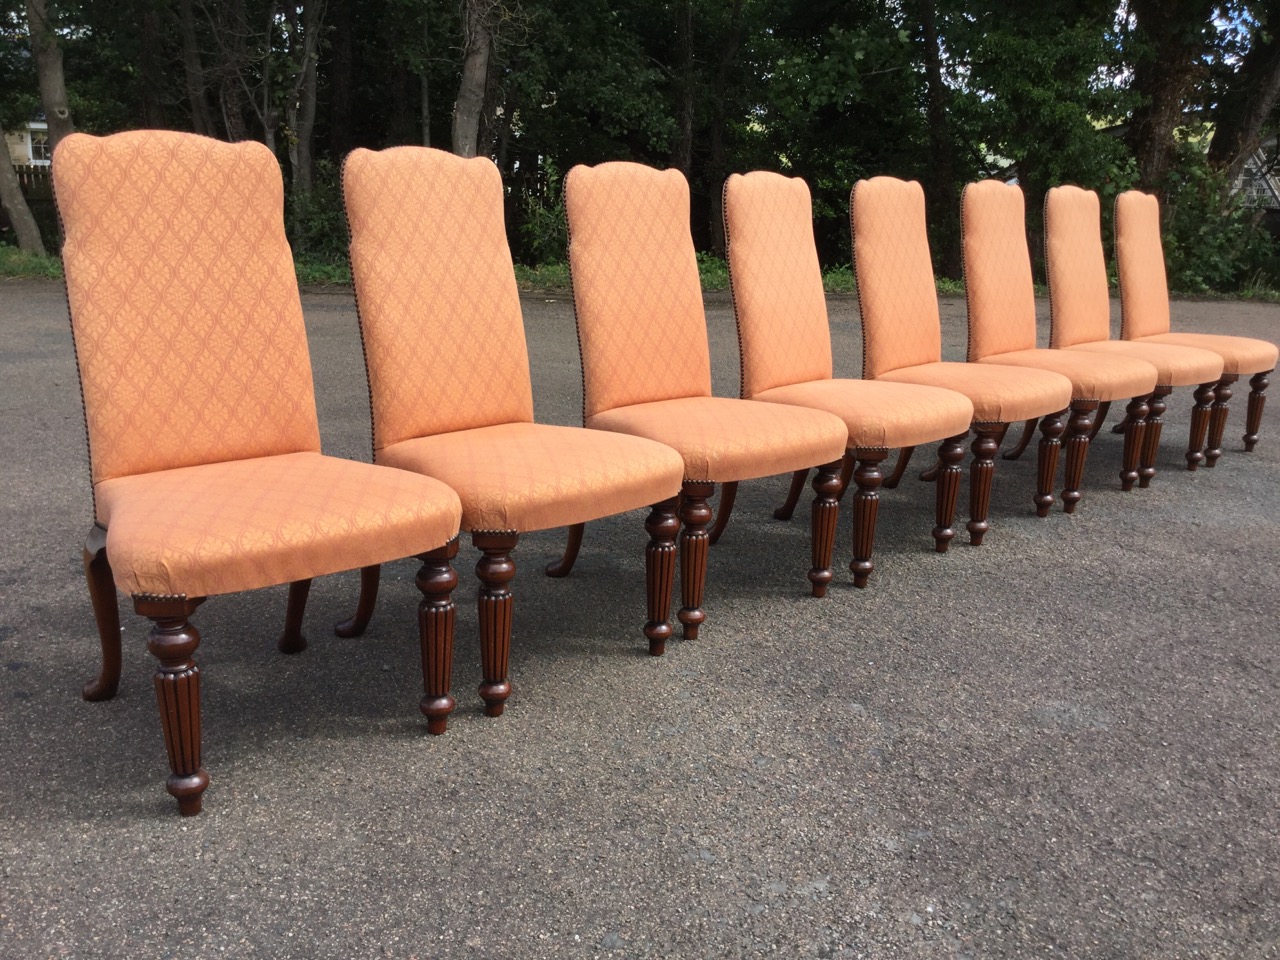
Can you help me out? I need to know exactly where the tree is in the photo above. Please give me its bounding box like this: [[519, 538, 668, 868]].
[[452, 0, 496, 156], [24, 0, 74, 150], [1207, 2, 1280, 180], [0, 121, 46, 255]]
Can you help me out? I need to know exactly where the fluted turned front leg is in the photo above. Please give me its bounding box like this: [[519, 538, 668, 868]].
[[335, 564, 380, 638], [1205, 374, 1237, 467], [644, 498, 680, 655], [774, 469, 809, 520], [1187, 382, 1215, 470], [1245, 370, 1271, 451], [809, 460, 843, 597], [137, 595, 208, 817], [1035, 409, 1066, 516], [1119, 395, 1150, 491], [678, 481, 714, 640], [473, 531, 519, 717], [967, 424, 1002, 544], [277, 579, 311, 654], [849, 450, 886, 587], [1139, 387, 1169, 488], [82, 525, 122, 702], [1061, 401, 1097, 514], [933, 434, 966, 552], [417, 540, 459, 734]]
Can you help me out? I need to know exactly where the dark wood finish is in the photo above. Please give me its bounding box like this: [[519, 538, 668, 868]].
[[932, 434, 966, 552], [1061, 400, 1097, 515], [1139, 387, 1170, 488], [416, 539, 459, 734], [545, 523, 585, 577], [644, 497, 680, 655], [1205, 373, 1237, 467], [1187, 381, 1215, 470], [473, 531, 519, 717], [277, 579, 311, 654], [773, 469, 808, 520], [1245, 369, 1270, 451], [966, 424, 1002, 544], [82, 524, 122, 702], [849, 450, 887, 587], [677, 481, 714, 640], [1119, 395, 1151, 491], [1035, 409, 1066, 516], [334, 564, 380, 638], [918, 459, 941, 483], [808, 460, 843, 597], [1090, 400, 1113, 440], [1001, 418, 1039, 462], [136, 594, 208, 817], [836, 453, 856, 501], [881, 446, 915, 490], [708, 481, 738, 545]]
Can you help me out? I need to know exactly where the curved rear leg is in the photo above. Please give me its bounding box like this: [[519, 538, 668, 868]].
[[773, 469, 809, 520], [1245, 369, 1270, 451], [932, 434, 966, 552], [277, 579, 311, 654], [1187, 382, 1215, 470], [881, 446, 915, 490], [545, 523, 585, 577], [335, 564, 380, 638], [849, 450, 887, 587], [83, 524, 122, 702], [918, 459, 941, 483], [1205, 373, 1237, 467], [708, 481, 738, 545], [1001, 418, 1039, 461], [1035, 410, 1066, 516]]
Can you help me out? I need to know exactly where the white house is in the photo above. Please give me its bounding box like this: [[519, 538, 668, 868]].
[[4, 120, 51, 167]]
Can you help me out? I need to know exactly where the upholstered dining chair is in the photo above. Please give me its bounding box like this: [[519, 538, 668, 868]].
[[53, 130, 464, 816], [850, 177, 1074, 542], [562, 161, 849, 627], [720, 171, 974, 587], [1114, 189, 1277, 463], [962, 180, 1160, 505], [1044, 185, 1225, 470], [342, 147, 685, 720]]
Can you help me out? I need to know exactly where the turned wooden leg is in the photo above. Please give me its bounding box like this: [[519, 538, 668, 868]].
[[474, 531, 519, 717], [1245, 370, 1270, 451], [136, 595, 208, 816], [882, 446, 915, 490], [545, 523, 585, 578], [774, 469, 808, 520], [277, 579, 311, 654], [1187, 382, 1215, 470], [678, 481, 714, 640], [1001, 418, 1039, 462], [1205, 374, 1237, 467], [82, 525, 122, 702], [932, 434, 966, 552], [1119, 395, 1150, 491], [848, 450, 886, 587], [1035, 409, 1066, 516], [335, 564, 380, 638], [1139, 387, 1170, 488], [417, 540, 459, 734], [967, 424, 1002, 545], [809, 460, 843, 597], [708, 481, 738, 545], [644, 498, 680, 655], [1061, 400, 1097, 514]]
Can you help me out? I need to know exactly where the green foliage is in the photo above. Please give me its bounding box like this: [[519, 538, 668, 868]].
[[0, 245, 62, 278], [293, 258, 351, 286], [286, 159, 348, 266], [696, 252, 729, 291], [518, 161, 567, 266]]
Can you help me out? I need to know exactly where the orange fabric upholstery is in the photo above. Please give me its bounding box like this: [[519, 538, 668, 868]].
[[974, 350, 1155, 402], [851, 177, 943, 377], [587, 397, 848, 483], [1132, 332, 1277, 376], [1114, 190, 1171, 340], [1044, 186, 1114, 348], [343, 147, 535, 449], [962, 180, 1038, 360], [54, 131, 322, 493], [723, 172, 833, 396], [1065, 340, 1222, 386], [379, 423, 684, 533], [565, 162, 712, 419], [876, 362, 1072, 424]]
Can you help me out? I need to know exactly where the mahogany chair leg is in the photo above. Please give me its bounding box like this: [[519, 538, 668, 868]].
[[277, 579, 311, 654], [932, 434, 966, 553], [1090, 401, 1112, 440], [918, 459, 941, 483], [966, 423, 1002, 545], [1061, 400, 1097, 514], [1205, 373, 1237, 467], [881, 446, 915, 490], [677, 480, 714, 640], [473, 531, 519, 717], [836, 453, 856, 500], [136, 594, 208, 816], [643, 498, 680, 655], [1119, 395, 1150, 491], [1035, 409, 1066, 516], [708, 481, 738, 545], [417, 539, 459, 734], [849, 450, 887, 587], [1001, 418, 1039, 461], [1139, 387, 1170, 488], [545, 523, 585, 577], [1245, 369, 1270, 451], [82, 525, 122, 702], [1187, 382, 1215, 470], [808, 460, 843, 597], [335, 564, 380, 638], [774, 469, 809, 520]]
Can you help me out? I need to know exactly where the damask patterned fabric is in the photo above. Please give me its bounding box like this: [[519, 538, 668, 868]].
[[379, 422, 684, 533], [343, 147, 536, 448], [1064, 340, 1223, 386], [877, 362, 1072, 425], [1127, 333, 1276, 376], [723, 172, 834, 396], [54, 131, 322, 491], [974, 350, 1156, 403], [962, 180, 1039, 360], [1044, 186, 1115, 349], [96, 453, 462, 598]]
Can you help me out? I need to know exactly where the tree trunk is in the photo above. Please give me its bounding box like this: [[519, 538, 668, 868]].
[[0, 124, 48, 257], [178, 0, 215, 136], [1207, 21, 1280, 182], [329, 0, 354, 155], [139, 6, 165, 127], [286, 0, 322, 199], [453, 0, 493, 157], [671, 0, 694, 176], [919, 0, 961, 279], [24, 0, 75, 152]]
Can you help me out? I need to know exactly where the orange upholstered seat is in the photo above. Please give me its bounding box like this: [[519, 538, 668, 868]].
[[566, 160, 849, 621], [1115, 189, 1276, 456], [54, 130, 463, 816], [852, 176, 1074, 537]]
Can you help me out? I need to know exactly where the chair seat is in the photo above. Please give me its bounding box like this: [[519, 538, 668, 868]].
[[1134, 333, 1278, 376], [1064, 340, 1223, 386], [978, 349, 1158, 403], [96, 452, 463, 598], [875, 362, 1073, 424], [379, 422, 685, 533], [586, 396, 848, 483], [752, 378, 973, 449]]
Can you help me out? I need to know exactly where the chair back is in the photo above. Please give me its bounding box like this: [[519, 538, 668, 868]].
[[961, 180, 1038, 360], [343, 147, 534, 451], [723, 171, 833, 397], [1044, 185, 1111, 348], [564, 161, 712, 420], [1114, 189, 1172, 339]]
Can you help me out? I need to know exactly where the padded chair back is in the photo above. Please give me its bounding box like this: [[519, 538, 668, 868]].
[[1044, 185, 1111, 348], [565, 161, 712, 420], [343, 147, 534, 451], [54, 130, 321, 493], [723, 171, 833, 397], [1114, 189, 1172, 340], [850, 176, 943, 378], [962, 180, 1038, 360]]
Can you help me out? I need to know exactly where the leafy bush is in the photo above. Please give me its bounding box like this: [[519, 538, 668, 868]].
[[286, 158, 349, 267]]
